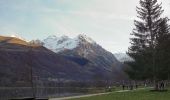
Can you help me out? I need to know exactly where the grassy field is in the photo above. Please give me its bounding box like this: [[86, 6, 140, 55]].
[[68, 89, 170, 100]]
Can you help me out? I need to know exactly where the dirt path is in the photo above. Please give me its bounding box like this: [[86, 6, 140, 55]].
[[50, 87, 151, 100], [50, 92, 112, 100]]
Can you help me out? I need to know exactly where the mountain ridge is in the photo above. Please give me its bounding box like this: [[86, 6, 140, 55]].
[[0, 35, 127, 86], [43, 34, 127, 80]]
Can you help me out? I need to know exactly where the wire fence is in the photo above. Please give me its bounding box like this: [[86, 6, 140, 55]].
[[0, 87, 107, 100]]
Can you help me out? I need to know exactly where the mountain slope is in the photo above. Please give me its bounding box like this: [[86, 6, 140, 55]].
[[0, 36, 127, 87], [43, 34, 127, 80], [0, 36, 28, 45], [0, 36, 94, 86], [114, 53, 133, 62], [43, 35, 95, 53]]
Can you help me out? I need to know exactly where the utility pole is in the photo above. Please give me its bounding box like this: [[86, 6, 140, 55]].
[[28, 43, 36, 99]]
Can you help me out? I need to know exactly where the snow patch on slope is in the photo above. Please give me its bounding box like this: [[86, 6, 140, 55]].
[[43, 34, 96, 53], [43, 35, 79, 52], [114, 53, 133, 62], [8, 34, 28, 42]]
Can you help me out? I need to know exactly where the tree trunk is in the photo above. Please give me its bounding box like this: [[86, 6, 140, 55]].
[[154, 80, 159, 90]]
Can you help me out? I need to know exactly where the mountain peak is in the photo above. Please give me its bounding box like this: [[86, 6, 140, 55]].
[[76, 34, 95, 44], [60, 35, 69, 40], [43, 35, 78, 52], [0, 35, 28, 45], [46, 35, 57, 39], [43, 34, 96, 53]]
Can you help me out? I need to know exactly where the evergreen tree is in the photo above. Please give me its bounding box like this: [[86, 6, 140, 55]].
[[126, 0, 170, 87], [155, 18, 170, 80]]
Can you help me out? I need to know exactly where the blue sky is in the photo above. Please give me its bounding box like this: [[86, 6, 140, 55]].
[[0, 0, 170, 53]]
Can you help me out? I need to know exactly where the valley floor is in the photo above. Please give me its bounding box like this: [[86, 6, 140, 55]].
[[50, 87, 153, 100], [65, 88, 170, 100]]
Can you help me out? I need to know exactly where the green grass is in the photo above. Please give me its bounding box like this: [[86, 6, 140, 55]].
[[69, 89, 170, 100]]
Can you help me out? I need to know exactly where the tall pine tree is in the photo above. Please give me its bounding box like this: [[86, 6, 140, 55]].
[[126, 0, 170, 88], [155, 18, 170, 80]]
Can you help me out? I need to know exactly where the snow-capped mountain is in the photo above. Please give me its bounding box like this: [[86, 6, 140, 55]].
[[0, 36, 100, 83], [43, 34, 95, 53], [0, 34, 127, 84], [43, 34, 127, 80], [114, 53, 133, 62]]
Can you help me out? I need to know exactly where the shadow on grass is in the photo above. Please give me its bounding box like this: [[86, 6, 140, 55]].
[[150, 89, 168, 92]]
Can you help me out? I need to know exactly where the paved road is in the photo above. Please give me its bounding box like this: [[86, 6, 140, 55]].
[[50, 87, 151, 100]]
